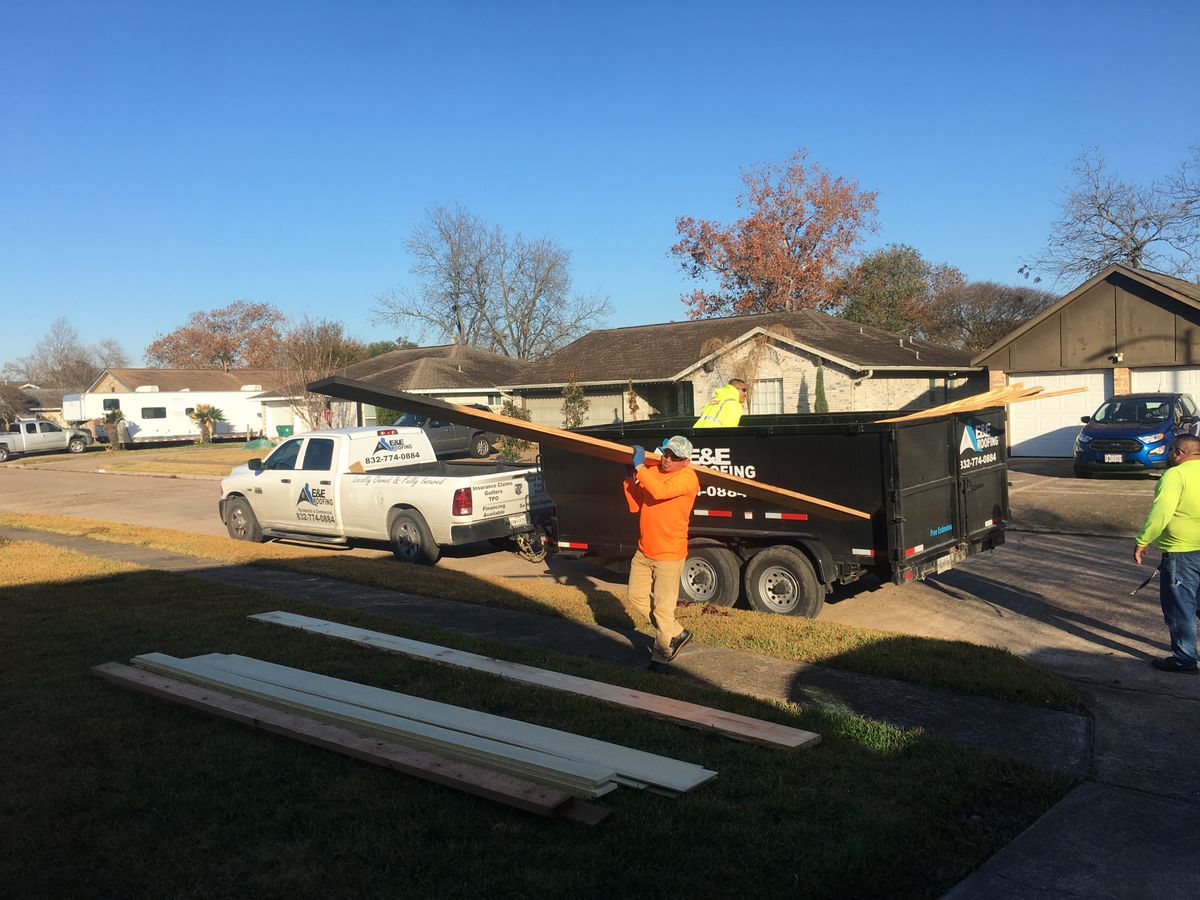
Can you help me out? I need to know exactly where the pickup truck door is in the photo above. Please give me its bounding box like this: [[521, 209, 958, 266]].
[[36, 421, 65, 451], [425, 419, 459, 456], [290, 436, 340, 534], [253, 438, 305, 527]]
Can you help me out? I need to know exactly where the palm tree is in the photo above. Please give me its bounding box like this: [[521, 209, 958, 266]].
[[188, 404, 225, 444]]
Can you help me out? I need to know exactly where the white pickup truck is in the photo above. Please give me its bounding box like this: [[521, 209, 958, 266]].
[[218, 426, 552, 564], [0, 417, 94, 462]]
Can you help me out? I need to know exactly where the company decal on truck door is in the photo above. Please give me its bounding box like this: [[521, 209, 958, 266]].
[[295, 483, 335, 523], [958, 419, 1000, 471]]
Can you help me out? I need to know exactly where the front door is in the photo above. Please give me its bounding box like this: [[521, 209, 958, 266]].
[[253, 438, 304, 527]]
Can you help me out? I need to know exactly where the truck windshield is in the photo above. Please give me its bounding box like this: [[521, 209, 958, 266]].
[[393, 413, 427, 427], [1092, 399, 1171, 424]]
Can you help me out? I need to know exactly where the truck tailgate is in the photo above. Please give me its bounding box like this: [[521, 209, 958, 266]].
[[470, 471, 551, 524]]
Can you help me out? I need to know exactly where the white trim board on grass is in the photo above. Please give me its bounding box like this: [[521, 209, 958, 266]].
[[250, 610, 820, 751], [184, 652, 716, 795], [132, 653, 619, 798], [93, 663, 610, 825]]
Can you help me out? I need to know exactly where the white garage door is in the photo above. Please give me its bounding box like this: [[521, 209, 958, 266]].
[[1008, 370, 1111, 457], [1131, 368, 1200, 395]]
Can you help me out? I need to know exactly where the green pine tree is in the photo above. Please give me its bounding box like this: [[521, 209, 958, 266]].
[[814, 363, 829, 414]]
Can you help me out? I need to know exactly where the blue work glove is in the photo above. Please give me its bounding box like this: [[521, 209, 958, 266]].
[[631, 445, 645, 467]]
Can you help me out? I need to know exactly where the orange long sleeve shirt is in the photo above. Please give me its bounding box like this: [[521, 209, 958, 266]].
[[622, 463, 700, 560]]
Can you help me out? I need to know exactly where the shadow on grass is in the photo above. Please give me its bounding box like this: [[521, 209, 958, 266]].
[[0, 552, 1075, 900]]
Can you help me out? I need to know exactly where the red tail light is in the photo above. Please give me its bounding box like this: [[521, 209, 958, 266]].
[[452, 487, 473, 516]]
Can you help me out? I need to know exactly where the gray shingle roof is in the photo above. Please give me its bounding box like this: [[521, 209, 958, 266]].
[[510, 311, 975, 386], [334, 344, 530, 391]]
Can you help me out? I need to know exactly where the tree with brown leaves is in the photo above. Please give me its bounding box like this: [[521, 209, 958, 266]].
[[672, 148, 879, 318], [145, 301, 286, 370]]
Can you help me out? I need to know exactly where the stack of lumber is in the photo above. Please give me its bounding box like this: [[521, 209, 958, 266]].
[[93, 662, 610, 825], [875, 382, 1088, 424], [127, 652, 717, 799], [250, 611, 822, 751]]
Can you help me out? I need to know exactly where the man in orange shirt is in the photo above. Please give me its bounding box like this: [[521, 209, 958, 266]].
[[623, 435, 701, 668]]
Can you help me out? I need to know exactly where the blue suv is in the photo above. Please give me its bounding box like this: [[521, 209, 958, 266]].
[[1074, 392, 1200, 477]]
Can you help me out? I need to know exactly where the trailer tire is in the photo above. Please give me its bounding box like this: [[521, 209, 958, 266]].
[[390, 510, 441, 565], [743, 546, 823, 617], [469, 433, 492, 458], [68, 437, 87, 454], [225, 497, 264, 543], [680, 546, 741, 607]]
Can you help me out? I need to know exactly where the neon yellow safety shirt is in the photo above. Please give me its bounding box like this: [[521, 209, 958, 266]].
[[1136, 459, 1200, 551]]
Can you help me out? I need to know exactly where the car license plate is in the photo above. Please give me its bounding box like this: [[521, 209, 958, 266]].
[[508, 513, 528, 528], [1104, 453, 1122, 463], [935, 555, 953, 574]]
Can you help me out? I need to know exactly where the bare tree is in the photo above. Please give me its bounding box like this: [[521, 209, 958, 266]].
[[277, 316, 367, 429], [374, 205, 611, 360], [1, 318, 129, 390], [1023, 148, 1200, 285], [923, 280, 1059, 352]]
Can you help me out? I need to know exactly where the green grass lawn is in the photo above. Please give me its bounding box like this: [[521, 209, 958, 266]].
[[6, 513, 1085, 713], [0, 537, 1073, 899]]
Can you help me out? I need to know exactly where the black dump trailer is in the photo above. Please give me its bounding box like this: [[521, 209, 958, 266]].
[[539, 408, 1008, 617]]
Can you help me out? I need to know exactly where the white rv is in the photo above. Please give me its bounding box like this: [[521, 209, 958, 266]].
[[62, 385, 281, 444]]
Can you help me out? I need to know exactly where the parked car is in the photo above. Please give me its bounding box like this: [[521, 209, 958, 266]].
[[1073, 393, 1200, 477], [0, 417, 94, 462], [392, 406, 497, 458]]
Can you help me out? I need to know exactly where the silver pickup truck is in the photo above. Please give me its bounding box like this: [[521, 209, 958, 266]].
[[0, 418, 94, 462]]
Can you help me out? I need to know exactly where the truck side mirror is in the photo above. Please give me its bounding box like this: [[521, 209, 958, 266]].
[[1079, 416, 1090, 424], [248, 458, 263, 471], [1183, 416, 1199, 426]]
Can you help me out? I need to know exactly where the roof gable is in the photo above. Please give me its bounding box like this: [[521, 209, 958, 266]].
[[510, 311, 974, 387]]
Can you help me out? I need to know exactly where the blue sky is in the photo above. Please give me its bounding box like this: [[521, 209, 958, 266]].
[[2, 0, 1198, 367]]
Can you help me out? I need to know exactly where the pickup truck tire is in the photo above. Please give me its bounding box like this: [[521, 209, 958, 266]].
[[469, 433, 492, 458], [390, 510, 442, 565], [680, 546, 740, 607], [225, 497, 264, 542], [68, 437, 88, 454], [743, 546, 823, 617], [0, 445, 8, 463]]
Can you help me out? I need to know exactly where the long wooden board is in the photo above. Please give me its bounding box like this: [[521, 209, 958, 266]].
[[308, 375, 869, 521], [92, 663, 609, 825], [875, 385, 1089, 424], [190, 652, 718, 793], [132, 653, 620, 797], [251, 611, 821, 751]]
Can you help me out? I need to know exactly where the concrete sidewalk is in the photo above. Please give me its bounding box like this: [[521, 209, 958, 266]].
[[10, 524, 1198, 897]]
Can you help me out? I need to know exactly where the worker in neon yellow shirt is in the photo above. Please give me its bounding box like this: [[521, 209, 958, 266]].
[[693, 379, 747, 428], [1135, 434, 1200, 674]]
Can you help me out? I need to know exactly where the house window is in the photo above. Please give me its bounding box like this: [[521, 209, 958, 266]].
[[487, 394, 501, 407], [750, 379, 784, 415], [142, 407, 167, 419], [103, 399, 120, 411], [185, 407, 195, 416]]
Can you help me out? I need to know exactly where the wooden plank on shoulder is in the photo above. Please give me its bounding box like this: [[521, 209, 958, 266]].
[[91, 662, 609, 825], [307, 376, 869, 521], [250, 611, 821, 751]]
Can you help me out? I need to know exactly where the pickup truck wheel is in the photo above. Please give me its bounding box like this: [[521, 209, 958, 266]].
[[743, 546, 823, 617], [68, 437, 87, 454], [390, 510, 441, 565], [680, 546, 740, 607], [225, 497, 264, 542], [469, 434, 492, 458], [0, 445, 9, 463]]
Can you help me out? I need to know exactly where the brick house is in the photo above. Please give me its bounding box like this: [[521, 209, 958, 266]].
[[503, 311, 983, 427]]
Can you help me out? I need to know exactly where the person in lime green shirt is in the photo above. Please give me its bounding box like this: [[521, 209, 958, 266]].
[[1135, 435, 1200, 674]]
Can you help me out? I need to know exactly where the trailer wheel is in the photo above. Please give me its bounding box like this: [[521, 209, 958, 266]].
[[680, 546, 741, 607], [743, 546, 823, 617], [225, 497, 264, 543], [68, 437, 87, 454], [469, 433, 492, 458], [390, 510, 441, 565]]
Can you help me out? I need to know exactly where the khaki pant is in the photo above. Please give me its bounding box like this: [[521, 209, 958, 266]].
[[626, 550, 685, 657]]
